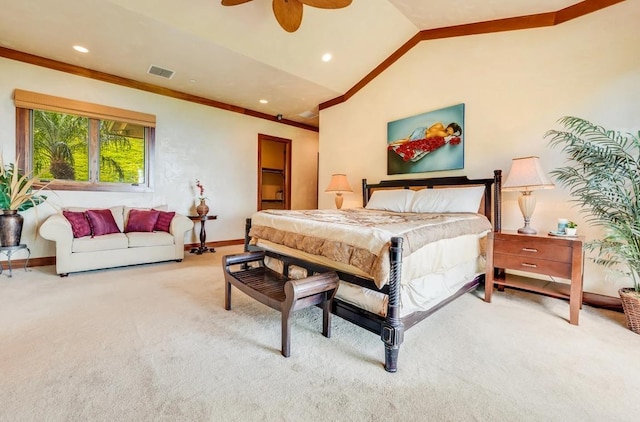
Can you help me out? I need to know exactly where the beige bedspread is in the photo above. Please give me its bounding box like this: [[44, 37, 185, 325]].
[[249, 208, 492, 288]]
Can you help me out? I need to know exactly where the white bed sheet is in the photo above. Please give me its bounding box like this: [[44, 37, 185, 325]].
[[255, 232, 486, 318]]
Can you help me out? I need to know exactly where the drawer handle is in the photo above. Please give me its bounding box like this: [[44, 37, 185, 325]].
[[522, 248, 538, 253], [521, 263, 537, 268]]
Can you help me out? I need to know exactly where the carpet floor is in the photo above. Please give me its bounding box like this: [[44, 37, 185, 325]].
[[0, 245, 638, 422]]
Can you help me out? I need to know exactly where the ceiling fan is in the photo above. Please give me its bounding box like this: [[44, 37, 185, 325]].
[[221, 0, 353, 33]]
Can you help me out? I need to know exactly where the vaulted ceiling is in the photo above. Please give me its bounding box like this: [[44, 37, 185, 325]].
[[0, 0, 619, 130]]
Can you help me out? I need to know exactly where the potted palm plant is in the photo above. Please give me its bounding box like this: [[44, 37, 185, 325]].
[[546, 116, 640, 334], [0, 154, 47, 247]]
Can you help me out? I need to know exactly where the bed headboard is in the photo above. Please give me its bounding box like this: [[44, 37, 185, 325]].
[[362, 170, 502, 231]]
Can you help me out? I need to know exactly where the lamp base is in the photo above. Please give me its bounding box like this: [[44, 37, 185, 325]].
[[517, 191, 537, 235], [517, 226, 537, 235], [334, 193, 344, 209]]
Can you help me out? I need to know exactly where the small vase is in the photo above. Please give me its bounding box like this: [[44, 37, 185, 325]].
[[196, 199, 209, 216], [0, 210, 24, 247]]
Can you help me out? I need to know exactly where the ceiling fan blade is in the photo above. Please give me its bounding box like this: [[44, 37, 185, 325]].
[[298, 0, 352, 9], [273, 0, 303, 33], [221, 0, 253, 6]]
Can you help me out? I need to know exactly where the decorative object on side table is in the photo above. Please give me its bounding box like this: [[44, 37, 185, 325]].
[[565, 221, 578, 236], [550, 219, 578, 237], [502, 156, 555, 234], [325, 174, 352, 209], [195, 179, 209, 216], [0, 154, 47, 247], [546, 116, 640, 334], [196, 199, 209, 217]]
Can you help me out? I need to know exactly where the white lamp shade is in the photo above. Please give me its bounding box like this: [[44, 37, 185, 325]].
[[325, 174, 353, 193], [502, 156, 554, 192]]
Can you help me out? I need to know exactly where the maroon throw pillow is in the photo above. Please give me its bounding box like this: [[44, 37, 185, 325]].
[[153, 210, 175, 233], [125, 209, 160, 233], [86, 209, 121, 237], [62, 210, 92, 238]]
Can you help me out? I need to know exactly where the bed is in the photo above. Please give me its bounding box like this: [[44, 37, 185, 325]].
[[244, 171, 503, 372]]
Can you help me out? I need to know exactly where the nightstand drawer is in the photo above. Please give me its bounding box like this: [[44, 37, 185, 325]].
[[494, 253, 572, 279], [493, 238, 572, 263]]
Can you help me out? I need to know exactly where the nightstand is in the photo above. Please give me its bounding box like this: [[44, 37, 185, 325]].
[[484, 231, 584, 325]]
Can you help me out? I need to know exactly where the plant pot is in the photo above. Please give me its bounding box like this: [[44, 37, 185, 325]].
[[565, 227, 577, 236], [0, 210, 24, 247], [619, 287, 640, 335]]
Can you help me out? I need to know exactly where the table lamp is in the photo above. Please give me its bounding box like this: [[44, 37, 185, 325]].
[[502, 156, 554, 234], [325, 174, 353, 209]]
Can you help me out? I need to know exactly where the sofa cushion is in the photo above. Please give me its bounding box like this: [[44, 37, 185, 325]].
[[153, 210, 175, 233], [62, 211, 92, 238], [126, 232, 174, 248], [65, 206, 124, 232], [124, 205, 168, 229], [72, 233, 128, 253], [125, 209, 160, 233], [86, 209, 121, 236]]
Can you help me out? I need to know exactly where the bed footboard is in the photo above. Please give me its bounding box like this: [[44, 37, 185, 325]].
[[244, 218, 405, 372]]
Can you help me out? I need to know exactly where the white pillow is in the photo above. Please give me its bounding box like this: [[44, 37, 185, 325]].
[[410, 186, 485, 213], [365, 189, 415, 212]]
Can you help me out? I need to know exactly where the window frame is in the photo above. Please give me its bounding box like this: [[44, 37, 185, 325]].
[[14, 90, 155, 193]]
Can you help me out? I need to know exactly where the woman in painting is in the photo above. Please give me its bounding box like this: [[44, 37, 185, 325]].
[[391, 121, 462, 145]]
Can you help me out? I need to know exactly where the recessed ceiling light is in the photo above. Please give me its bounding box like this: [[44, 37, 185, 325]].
[[259, 99, 268, 104], [73, 45, 89, 53], [322, 53, 332, 62]]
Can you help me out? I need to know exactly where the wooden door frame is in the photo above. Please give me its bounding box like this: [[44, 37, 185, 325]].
[[258, 134, 292, 210]]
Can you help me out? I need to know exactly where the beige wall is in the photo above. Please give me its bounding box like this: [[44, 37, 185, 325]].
[[0, 57, 319, 257], [318, 1, 640, 297]]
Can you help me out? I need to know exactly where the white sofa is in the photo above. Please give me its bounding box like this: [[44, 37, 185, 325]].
[[39, 206, 193, 276]]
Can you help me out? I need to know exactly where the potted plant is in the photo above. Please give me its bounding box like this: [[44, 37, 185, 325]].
[[0, 154, 47, 247], [566, 221, 578, 236], [546, 116, 640, 334]]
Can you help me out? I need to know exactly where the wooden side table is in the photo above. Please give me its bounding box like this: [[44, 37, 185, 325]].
[[485, 231, 584, 325], [188, 215, 218, 254]]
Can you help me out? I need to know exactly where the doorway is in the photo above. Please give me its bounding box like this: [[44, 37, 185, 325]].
[[258, 134, 291, 211]]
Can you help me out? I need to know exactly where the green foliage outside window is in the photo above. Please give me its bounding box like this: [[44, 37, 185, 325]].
[[32, 110, 145, 184]]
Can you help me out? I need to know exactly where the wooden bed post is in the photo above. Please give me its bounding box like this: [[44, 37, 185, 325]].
[[382, 236, 405, 372], [362, 178, 369, 206], [244, 218, 252, 252], [493, 169, 502, 232]]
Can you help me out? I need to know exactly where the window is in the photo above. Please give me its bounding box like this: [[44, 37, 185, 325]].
[[15, 89, 155, 192]]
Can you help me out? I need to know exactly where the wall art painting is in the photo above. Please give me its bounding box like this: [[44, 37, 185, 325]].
[[387, 103, 464, 175]]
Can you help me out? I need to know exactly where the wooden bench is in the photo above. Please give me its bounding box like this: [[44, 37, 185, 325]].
[[223, 251, 339, 357]]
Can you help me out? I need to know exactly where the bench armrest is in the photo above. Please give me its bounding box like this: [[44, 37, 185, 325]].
[[285, 272, 339, 300], [223, 251, 266, 267]]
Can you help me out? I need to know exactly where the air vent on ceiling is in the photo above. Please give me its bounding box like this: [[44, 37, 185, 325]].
[[298, 110, 318, 119], [147, 65, 175, 79]]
